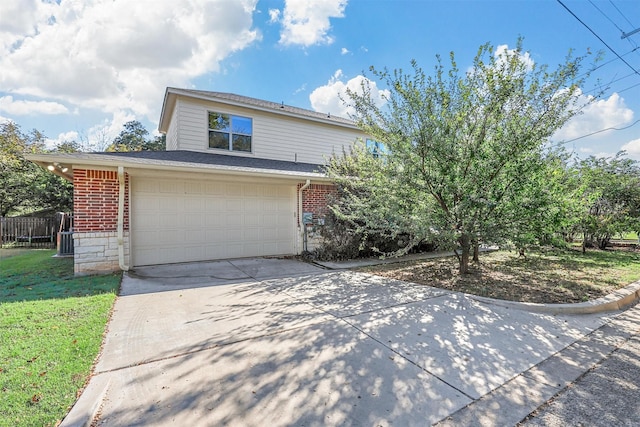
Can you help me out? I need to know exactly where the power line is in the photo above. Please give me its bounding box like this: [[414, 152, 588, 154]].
[[557, 0, 640, 76], [575, 46, 639, 80], [589, 0, 624, 33], [563, 118, 640, 143], [609, 0, 635, 28], [617, 80, 640, 94]]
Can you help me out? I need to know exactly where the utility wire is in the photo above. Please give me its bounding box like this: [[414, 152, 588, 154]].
[[562, 118, 640, 143], [617, 80, 640, 94], [589, 0, 624, 32], [608, 0, 640, 50], [609, 0, 635, 29], [575, 46, 639, 80], [558, 0, 640, 76]]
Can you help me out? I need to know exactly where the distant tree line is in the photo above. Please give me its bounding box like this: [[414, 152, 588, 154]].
[[0, 120, 164, 217]]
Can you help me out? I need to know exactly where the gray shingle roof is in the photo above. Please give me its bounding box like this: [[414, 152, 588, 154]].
[[170, 88, 356, 127], [91, 150, 325, 174]]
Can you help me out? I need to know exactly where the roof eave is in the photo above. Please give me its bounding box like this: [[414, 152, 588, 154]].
[[25, 153, 331, 183], [165, 87, 360, 131]]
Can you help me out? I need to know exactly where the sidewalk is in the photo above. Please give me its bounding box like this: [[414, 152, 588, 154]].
[[434, 301, 640, 426], [520, 303, 640, 426]]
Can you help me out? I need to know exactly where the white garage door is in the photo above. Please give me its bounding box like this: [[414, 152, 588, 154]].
[[131, 177, 297, 266]]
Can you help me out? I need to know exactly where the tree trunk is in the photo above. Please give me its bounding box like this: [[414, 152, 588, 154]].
[[458, 233, 471, 274], [472, 241, 479, 262]]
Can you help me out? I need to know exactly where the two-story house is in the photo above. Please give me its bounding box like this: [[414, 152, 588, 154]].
[[28, 88, 366, 275]]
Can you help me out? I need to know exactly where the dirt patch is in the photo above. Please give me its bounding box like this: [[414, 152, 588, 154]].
[[357, 248, 640, 304]]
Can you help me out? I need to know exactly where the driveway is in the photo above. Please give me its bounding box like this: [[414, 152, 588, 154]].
[[62, 258, 620, 426]]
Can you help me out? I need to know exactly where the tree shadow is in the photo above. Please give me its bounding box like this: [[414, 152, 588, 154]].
[[88, 270, 611, 426]]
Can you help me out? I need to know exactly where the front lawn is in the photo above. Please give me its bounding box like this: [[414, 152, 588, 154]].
[[360, 247, 640, 304], [0, 250, 120, 427]]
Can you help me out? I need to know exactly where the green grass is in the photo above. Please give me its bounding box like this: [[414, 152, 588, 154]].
[[0, 250, 120, 427]]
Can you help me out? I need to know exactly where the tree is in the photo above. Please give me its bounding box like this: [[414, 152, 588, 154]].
[[0, 122, 73, 216], [331, 40, 594, 273], [106, 120, 165, 152], [570, 153, 640, 251], [0, 122, 34, 216]]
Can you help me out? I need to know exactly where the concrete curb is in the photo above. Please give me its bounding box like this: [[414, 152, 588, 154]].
[[317, 251, 640, 315], [59, 374, 110, 427], [434, 302, 640, 427], [471, 281, 640, 315]]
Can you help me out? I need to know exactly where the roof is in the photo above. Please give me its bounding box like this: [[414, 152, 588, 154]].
[[26, 150, 329, 182], [158, 87, 357, 133]]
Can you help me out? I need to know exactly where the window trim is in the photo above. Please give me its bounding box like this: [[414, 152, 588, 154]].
[[207, 111, 253, 153]]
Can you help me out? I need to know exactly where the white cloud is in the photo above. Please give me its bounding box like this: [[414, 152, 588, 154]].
[[277, 0, 347, 46], [268, 8, 280, 23], [621, 138, 640, 161], [0, 96, 68, 115], [341, 47, 350, 55], [44, 130, 80, 150], [0, 0, 260, 123], [494, 44, 534, 71], [84, 111, 137, 151], [293, 83, 307, 95], [554, 91, 634, 141], [309, 69, 389, 118]]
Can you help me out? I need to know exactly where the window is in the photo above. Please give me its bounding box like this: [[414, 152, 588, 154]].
[[208, 112, 252, 152], [366, 139, 388, 158]]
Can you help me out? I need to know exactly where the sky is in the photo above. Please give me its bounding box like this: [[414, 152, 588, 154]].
[[1, 0, 640, 159]]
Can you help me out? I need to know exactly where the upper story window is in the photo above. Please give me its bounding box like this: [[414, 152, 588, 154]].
[[366, 139, 388, 158], [208, 111, 252, 152]]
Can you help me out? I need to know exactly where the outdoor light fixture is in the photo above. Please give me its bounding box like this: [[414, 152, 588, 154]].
[[47, 163, 69, 173]]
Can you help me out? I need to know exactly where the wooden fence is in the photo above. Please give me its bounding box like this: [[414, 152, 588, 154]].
[[0, 217, 57, 249]]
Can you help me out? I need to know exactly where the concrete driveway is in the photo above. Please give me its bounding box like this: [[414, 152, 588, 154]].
[[62, 258, 623, 426]]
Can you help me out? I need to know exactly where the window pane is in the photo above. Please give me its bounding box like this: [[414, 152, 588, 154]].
[[209, 131, 229, 149], [232, 115, 252, 135], [232, 134, 251, 152], [208, 112, 230, 132]]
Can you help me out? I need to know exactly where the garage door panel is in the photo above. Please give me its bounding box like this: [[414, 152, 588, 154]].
[[132, 178, 296, 266]]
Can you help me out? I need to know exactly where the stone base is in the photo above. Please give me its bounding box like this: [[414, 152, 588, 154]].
[[74, 231, 129, 276]]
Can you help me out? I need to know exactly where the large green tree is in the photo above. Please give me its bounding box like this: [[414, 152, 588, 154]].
[[330, 41, 594, 273], [0, 122, 73, 216], [570, 153, 640, 250], [106, 120, 165, 152]]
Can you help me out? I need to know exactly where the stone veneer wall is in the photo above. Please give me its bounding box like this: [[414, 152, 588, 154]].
[[73, 169, 130, 275], [298, 183, 336, 251], [74, 231, 130, 275]]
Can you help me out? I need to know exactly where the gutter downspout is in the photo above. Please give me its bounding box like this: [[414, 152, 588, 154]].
[[117, 166, 130, 272], [298, 179, 311, 252]]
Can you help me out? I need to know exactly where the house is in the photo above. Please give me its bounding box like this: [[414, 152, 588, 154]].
[[27, 88, 367, 275]]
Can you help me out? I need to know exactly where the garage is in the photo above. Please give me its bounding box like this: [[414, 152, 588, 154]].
[[131, 176, 297, 266]]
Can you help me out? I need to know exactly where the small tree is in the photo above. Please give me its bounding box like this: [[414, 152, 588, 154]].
[[332, 40, 594, 273]]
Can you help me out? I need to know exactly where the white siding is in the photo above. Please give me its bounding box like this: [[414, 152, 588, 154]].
[[166, 104, 179, 150], [171, 97, 365, 164]]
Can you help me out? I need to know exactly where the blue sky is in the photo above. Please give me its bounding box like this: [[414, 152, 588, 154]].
[[1, 0, 640, 159]]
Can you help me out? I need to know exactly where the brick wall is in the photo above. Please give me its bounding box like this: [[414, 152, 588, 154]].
[[298, 183, 335, 252], [74, 169, 129, 233], [298, 183, 335, 219], [72, 169, 130, 275]]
